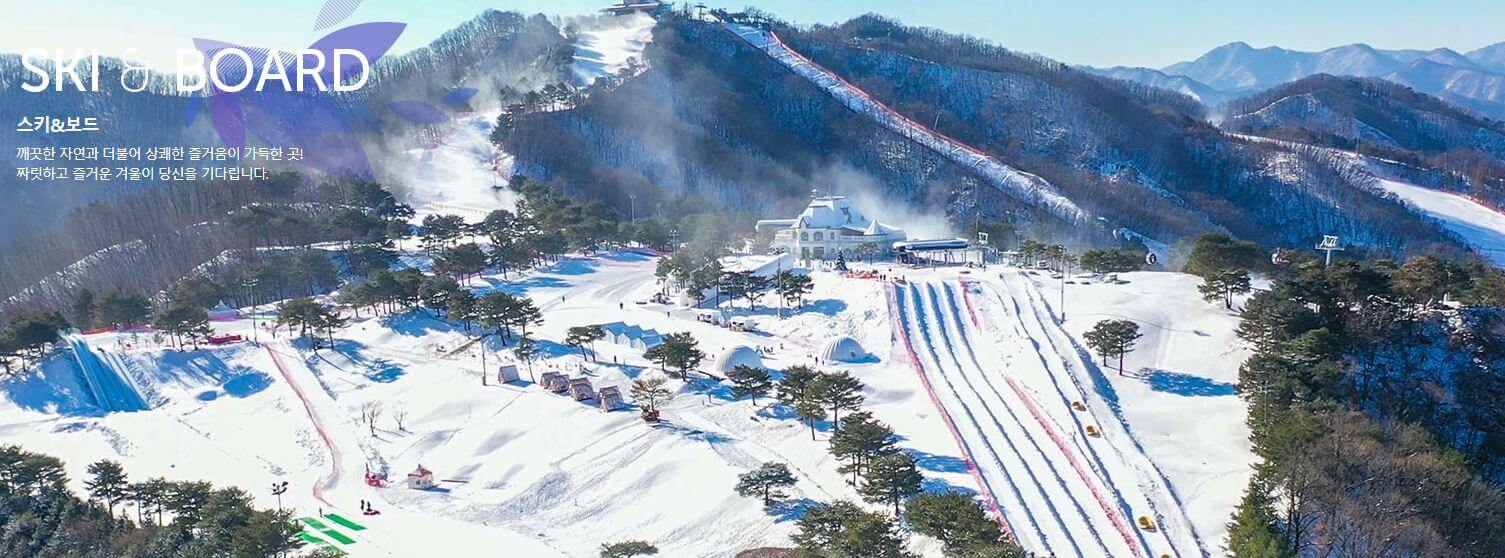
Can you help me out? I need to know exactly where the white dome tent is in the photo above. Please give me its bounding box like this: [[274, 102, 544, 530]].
[[713, 345, 763, 374], [819, 336, 868, 363]]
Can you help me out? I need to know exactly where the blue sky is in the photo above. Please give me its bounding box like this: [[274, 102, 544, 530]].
[[3, 0, 1503, 70]]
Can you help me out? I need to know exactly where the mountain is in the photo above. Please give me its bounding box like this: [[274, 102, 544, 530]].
[[1223, 74, 1505, 159], [1162, 42, 1403, 92], [497, 12, 1469, 259], [1096, 41, 1505, 121], [1467, 42, 1505, 73], [1086, 65, 1230, 105]]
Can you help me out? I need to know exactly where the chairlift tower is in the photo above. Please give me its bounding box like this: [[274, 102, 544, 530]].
[[1315, 235, 1343, 267]]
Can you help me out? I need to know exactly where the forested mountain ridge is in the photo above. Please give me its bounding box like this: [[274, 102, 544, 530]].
[[772, 15, 1487, 257], [1092, 39, 1505, 121], [1220, 75, 1505, 206]]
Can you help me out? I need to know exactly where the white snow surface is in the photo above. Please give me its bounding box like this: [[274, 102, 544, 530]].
[[393, 110, 516, 222], [1, 255, 1252, 557], [1375, 178, 1505, 265], [570, 13, 656, 85]]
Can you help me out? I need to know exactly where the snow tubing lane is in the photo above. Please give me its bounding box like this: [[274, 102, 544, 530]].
[[958, 280, 1146, 556], [266, 345, 339, 506], [885, 284, 1014, 537]]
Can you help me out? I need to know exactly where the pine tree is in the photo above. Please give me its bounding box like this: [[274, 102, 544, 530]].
[[792, 501, 910, 558], [630, 376, 673, 413], [834, 250, 849, 271], [514, 334, 541, 379], [859, 453, 923, 516], [777, 365, 819, 405], [84, 460, 129, 515], [1225, 478, 1292, 558], [735, 462, 797, 506], [599, 540, 659, 558], [829, 411, 897, 484], [795, 397, 825, 440], [643, 332, 703, 379], [727, 365, 774, 405], [1084, 319, 1142, 376], [906, 491, 1022, 556], [810, 371, 865, 430]]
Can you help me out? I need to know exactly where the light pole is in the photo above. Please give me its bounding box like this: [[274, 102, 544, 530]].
[[628, 194, 637, 224], [243, 277, 259, 343]]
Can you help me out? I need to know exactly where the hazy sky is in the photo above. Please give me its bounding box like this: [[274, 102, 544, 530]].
[[3, 0, 1503, 70]]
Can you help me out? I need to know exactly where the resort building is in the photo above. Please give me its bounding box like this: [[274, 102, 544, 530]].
[[755, 193, 906, 260]]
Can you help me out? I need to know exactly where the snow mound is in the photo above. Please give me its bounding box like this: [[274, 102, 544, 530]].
[[818, 336, 867, 363]]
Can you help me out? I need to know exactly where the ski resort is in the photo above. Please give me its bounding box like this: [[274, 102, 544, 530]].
[[2, 2, 1504, 558]]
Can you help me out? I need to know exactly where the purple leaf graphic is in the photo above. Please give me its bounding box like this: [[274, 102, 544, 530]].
[[307, 22, 406, 87], [314, 0, 365, 31], [442, 88, 479, 106], [387, 101, 448, 125], [208, 93, 246, 149]]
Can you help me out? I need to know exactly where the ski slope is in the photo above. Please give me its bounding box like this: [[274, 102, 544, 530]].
[[1, 254, 1253, 556], [890, 274, 1203, 558], [395, 109, 516, 221], [722, 23, 1089, 225], [571, 13, 655, 85], [1375, 178, 1505, 265]]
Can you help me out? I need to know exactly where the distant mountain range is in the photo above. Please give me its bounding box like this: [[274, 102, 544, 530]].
[[1089, 41, 1505, 119]]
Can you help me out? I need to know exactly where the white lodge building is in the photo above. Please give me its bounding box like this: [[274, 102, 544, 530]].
[[756, 194, 906, 260]]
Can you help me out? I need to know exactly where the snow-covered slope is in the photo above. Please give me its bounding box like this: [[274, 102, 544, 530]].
[[1375, 179, 1505, 265], [570, 13, 655, 85], [392, 110, 516, 221], [1, 253, 1254, 556]]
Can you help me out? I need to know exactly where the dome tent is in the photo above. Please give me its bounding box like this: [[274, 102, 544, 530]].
[[713, 345, 763, 373], [819, 336, 868, 362]]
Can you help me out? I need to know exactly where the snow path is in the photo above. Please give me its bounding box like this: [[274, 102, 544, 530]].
[[264, 343, 341, 506], [893, 277, 1162, 557], [987, 272, 1205, 556], [1374, 178, 1505, 265], [722, 22, 1089, 225], [396, 110, 516, 221]]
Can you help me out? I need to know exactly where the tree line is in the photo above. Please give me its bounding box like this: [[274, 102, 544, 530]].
[[0, 446, 301, 558]]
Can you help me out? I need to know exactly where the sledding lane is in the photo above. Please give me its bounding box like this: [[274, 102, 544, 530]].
[[986, 272, 1204, 557], [894, 278, 1156, 557]]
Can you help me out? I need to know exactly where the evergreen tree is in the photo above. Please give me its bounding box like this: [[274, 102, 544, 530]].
[[599, 540, 659, 558], [84, 459, 129, 515], [906, 491, 1023, 557], [859, 453, 923, 516], [735, 462, 797, 506], [1083, 319, 1142, 376], [72, 289, 97, 329], [795, 397, 826, 440], [1198, 268, 1253, 309], [630, 376, 673, 414], [810, 371, 866, 430], [727, 365, 774, 405], [1225, 478, 1293, 558], [513, 334, 541, 378], [565, 325, 606, 361], [153, 304, 213, 350], [643, 332, 704, 379], [834, 250, 849, 271], [777, 365, 819, 405], [97, 291, 151, 327], [829, 411, 898, 484], [792, 500, 911, 558]]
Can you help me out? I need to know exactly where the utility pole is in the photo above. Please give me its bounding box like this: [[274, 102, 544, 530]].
[[1060, 254, 1071, 322], [629, 194, 637, 224]]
